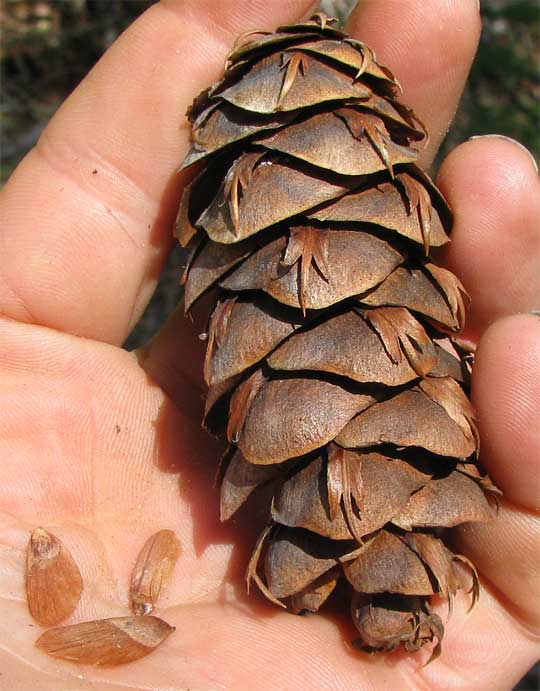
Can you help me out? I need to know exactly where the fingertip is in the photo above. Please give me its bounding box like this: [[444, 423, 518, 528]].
[[473, 314, 540, 511], [438, 135, 540, 202], [468, 134, 539, 173], [437, 137, 540, 340]]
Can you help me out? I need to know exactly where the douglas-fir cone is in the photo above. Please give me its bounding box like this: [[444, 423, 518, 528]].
[[176, 13, 500, 659]]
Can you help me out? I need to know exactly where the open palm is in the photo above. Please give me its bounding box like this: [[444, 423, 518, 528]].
[[0, 1, 538, 689]]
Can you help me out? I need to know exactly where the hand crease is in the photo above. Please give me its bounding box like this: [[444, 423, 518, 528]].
[[34, 131, 157, 250]]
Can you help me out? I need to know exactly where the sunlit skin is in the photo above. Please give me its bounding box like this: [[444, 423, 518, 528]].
[[0, 1, 538, 689]]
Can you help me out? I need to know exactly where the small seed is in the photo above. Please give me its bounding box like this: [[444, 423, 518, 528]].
[[26, 528, 83, 626], [36, 616, 175, 666], [130, 529, 181, 615]]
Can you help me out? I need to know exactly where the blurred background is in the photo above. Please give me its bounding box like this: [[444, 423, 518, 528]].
[[1, 1, 539, 686]]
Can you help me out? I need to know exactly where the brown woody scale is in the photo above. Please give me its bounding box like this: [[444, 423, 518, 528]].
[[176, 13, 500, 659]]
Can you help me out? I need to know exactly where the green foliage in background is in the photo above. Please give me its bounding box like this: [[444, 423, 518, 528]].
[[441, 0, 539, 161]]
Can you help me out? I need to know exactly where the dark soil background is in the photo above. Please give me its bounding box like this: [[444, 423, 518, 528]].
[[1, 1, 539, 687]]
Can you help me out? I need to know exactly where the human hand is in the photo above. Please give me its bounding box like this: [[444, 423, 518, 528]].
[[0, 1, 538, 689]]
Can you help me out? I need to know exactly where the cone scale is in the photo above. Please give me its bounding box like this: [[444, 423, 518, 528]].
[[176, 13, 499, 658]]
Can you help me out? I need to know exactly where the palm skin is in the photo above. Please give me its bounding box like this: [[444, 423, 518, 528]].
[[0, 1, 538, 690]]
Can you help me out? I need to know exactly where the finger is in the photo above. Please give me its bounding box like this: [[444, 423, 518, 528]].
[[346, 0, 481, 166], [437, 137, 540, 342], [454, 314, 540, 632], [0, 0, 316, 345], [155, 588, 539, 691], [414, 586, 540, 691], [472, 314, 540, 512], [456, 502, 540, 633]]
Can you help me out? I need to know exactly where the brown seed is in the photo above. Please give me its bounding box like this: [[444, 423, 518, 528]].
[[26, 528, 83, 627], [36, 616, 175, 666], [130, 530, 181, 616]]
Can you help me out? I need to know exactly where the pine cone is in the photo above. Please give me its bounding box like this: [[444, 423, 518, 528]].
[[176, 13, 499, 659]]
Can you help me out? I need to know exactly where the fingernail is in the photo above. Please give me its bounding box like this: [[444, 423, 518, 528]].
[[468, 134, 539, 173]]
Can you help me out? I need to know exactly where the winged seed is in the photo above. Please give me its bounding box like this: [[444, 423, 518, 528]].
[[36, 616, 175, 666], [26, 528, 83, 627], [130, 529, 181, 616]]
